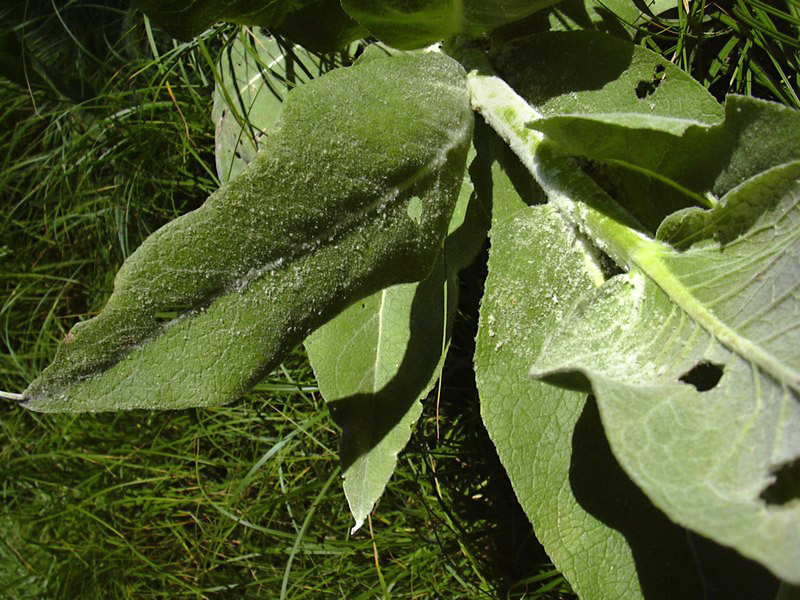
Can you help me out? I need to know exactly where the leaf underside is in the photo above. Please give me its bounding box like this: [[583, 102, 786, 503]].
[[532, 160, 800, 584]]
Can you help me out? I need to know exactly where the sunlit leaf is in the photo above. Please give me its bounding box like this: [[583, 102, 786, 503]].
[[532, 156, 800, 584], [23, 52, 473, 412]]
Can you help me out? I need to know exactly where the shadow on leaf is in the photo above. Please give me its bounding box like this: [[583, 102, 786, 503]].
[[570, 397, 779, 599]]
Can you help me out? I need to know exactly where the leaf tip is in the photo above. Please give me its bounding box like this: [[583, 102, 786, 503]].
[[350, 518, 365, 535]]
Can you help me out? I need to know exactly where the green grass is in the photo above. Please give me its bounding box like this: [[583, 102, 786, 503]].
[[633, 0, 800, 107], [1, 1, 798, 598]]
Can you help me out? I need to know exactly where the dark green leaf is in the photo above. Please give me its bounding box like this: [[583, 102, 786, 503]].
[[135, 0, 365, 52], [341, 0, 560, 50], [22, 52, 473, 412]]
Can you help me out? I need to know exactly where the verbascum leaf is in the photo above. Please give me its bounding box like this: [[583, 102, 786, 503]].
[[530, 94, 800, 202], [493, 32, 800, 206], [305, 141, 489, 531], [708, 95, 800, 196], [340, 0, 560, 50], [135, 0, 365, 52], [489, 0, 674, 46], [22, 52, 473, 413], [531, 159, 800, 584], [475, 156, 714, 599], [493, 30, 722, 126]]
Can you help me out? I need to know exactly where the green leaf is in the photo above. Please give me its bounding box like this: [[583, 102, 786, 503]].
[[531, 160, 800, 584], [493, 32, 800, 205], [212, 28, 345, 183], [135, 0, 365, 52], [530, 94, 800, 202], [493, 30, 722, 123], [340, 0, 560, 50], [22, 52, 473, 413], [306, 261, 451, 532], [475, 186, 713, 598], [709, 95, 800, 196], [492, 30, 724, 196], [306, 138, 489, 531]]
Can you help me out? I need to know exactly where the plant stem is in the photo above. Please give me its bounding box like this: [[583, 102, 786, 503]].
[[454, 45, 652, 269]]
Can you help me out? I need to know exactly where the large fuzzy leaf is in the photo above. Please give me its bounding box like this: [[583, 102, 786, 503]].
[[531, 94, 800, 202], [492, 30, 724, 196], [22, 52, 473, 413], [135, 0, 365, 52], [341, 0, 560, 50], [493, 32, 800, 206], [492, 30, 722, 125], [474, 169, 717, 599], [531, 155, 800, 584], [461, 48, 789, 591]]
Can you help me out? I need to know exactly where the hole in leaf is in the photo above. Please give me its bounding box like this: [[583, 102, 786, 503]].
[[635, 63, 666, 99], [679, 361, 723, 391], [761, 458, 800, 505], [635, 80, 656, 99]]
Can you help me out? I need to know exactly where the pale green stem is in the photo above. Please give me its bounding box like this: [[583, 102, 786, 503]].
[[458, 47, 800, 391], [455, 45, 544, 173], [0, 390, 24, 401], [456, 47, 649, 268]]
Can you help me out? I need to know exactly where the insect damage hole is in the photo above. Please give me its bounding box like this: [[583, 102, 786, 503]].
[[760, 458, 800, 506], [679, 361, 723, 392], [635, 63, 666, 99]]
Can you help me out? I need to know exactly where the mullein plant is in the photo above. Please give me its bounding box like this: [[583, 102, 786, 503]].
[[5, 1, 800, 597]]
